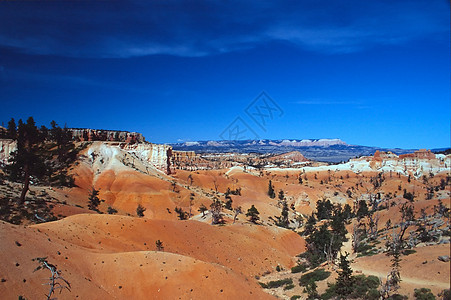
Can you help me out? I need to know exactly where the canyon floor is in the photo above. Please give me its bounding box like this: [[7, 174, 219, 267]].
[[0, 142, 450, 299]]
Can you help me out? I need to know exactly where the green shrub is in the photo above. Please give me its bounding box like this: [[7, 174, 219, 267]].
[[356, 242, 379, 257], [260, 278, 293, 289], [402, 249, 417, 256], [284, 283, 295, 290], [299, 268, 330, 286], [438, 289, 450, 300], [322, 274, 380, 300], [291, 263, 308, 273], [388, 294, 408, 300], [290, 296, 301, 300], [414, 288, 436, 300]]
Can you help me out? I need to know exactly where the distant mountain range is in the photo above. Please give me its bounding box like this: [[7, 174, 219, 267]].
[[169, 139, 442, 163]]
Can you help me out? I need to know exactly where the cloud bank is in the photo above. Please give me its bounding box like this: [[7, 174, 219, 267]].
[[0, 0, 448, 58]]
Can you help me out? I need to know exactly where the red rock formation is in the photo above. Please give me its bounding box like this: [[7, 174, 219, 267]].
[[69, 128, 145, 143], [399, 149, 435, 160]]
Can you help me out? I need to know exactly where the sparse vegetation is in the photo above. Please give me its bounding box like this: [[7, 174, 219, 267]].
[[175, 206, 188, 220], [136, 204, 146, 217], [246, 205, 260, 224], [414, 288, 436, 300], [32, 257, 71, 299], [259, 278, 293, 289], [291, 262, 308, 273], [155, 240, 164, 251], [299, 268, 331, 287], [88, 188, 101, 211]]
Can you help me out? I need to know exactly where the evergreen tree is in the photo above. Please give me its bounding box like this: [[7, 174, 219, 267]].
[[233, 206, 242, 223], [305, 223, 343, 266], [107, 206, 118, 214], [356, 200, 369, 220], [7, 117, 46, 204], [198, 203, 208, 217], [316, 198, 333, 220], [335, 252, 355, 298], [225, 194, 233, 210], [88, 188, 101, 211], [303, 214, 316, 236], [330, 207, 348, 242], [305, 281, 319, 300], [210, 199, 224, 224], [155, 240, 164, 251], [7, 118, 17, 139], [175, 207, 188, 220], [382, 234, 402, 298], [267, 180, 275, 198], [278, 189, 285, 201], [342, 203, 354, 221], [276, 200, 289, 228], [136, 204, 146, 217], [246, 205, 260, 223]]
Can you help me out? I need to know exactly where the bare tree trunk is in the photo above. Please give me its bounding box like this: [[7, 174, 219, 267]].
[[19, 165, 29, 205]]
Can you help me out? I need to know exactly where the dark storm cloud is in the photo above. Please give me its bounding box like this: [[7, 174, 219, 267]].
[[0, 0, 448, 58]]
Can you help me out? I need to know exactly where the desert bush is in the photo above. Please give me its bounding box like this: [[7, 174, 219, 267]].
[[322, 274, 380, 299], [414, 288, 436, 300], [291, 262, 308, 273], [438, 289, 450, 300], [299, 268, 330, 287], [259, 278, 293, 289], [136, 204, 146, 217], [107, 206, 118, 214]]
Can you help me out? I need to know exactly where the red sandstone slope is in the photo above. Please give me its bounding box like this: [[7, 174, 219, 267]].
[[33, 214, 305, 277], [0, 216, 286, 299]]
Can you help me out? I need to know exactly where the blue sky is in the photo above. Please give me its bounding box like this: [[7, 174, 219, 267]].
[[0, 0, 449, 149]]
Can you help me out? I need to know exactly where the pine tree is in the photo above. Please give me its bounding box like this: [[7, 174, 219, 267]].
[[276, 200, 289, 228], [267, 180, 275, 198], [342, 204, 354, 221], [136, 204, 146, 217], [335, 252, 355, 298], [315, 198, 333, 220], [278, 189, 285, 201], [246, 205, 260, 224], [155, 240, 164, 251], [88, 188, 101, 211], [305, 281, 319, 300], [175, 207, 188, 220], [233, 206, 242, 223], [7, 117, 46, 204], [303, 214, 316, 236], [7, 118, 17, 139], [356, 200, 369, 220], [210, 199, 224, 224], [198, 203, 208, 217], [382, 233, 402, 298]]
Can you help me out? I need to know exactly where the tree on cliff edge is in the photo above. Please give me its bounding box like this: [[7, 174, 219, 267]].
[[7, 117, 46, 204]]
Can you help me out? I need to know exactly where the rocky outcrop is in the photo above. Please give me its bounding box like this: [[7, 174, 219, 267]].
[[69, 128, 145, 143], [0, 139, 17, 164], [399, 149, 436, 160], [269, 151, 309, 163], [121, 143, 172, 173]]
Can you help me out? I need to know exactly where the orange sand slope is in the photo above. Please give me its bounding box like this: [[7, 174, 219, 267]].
[[0, 214, 305, 299], [353, 244, 450, 297]]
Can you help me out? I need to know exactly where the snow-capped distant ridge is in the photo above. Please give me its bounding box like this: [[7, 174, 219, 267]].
[[179, 138, 347, 147], [169, 138, 424, 163], [278, 138, 347, 147]]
